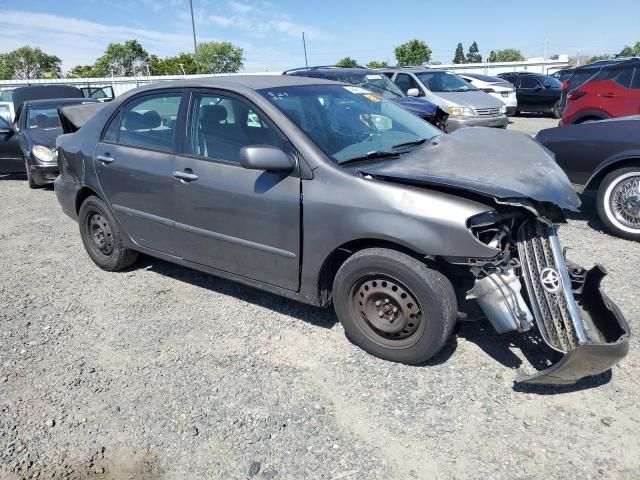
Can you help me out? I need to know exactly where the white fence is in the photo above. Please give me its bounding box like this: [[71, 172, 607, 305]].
[[436, 57, 570, 76], [0, 71, 279, 97]]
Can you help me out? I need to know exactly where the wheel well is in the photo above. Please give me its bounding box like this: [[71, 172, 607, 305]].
[[75, 186, 99, 214], [317, 239, 429, 306], [584, 159, 640, 192]]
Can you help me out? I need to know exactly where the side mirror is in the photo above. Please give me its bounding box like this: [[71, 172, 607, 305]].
[[407, 88, 420, 97], [240, 145, 295, 172]]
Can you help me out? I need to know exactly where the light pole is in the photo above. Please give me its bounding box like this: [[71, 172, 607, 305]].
[[189, 0, 199, 73]]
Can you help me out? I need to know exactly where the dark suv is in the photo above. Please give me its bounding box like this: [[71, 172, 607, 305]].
[[284, 66, 448, 130], [497, 72, 563, 117]]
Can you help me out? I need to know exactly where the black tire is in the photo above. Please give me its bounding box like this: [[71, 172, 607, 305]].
[[78, 196, 139, 271], [596, 167, 640, 241], [551, 101, 561, 119], [332, 248, 457, 365], [25, 158, 38, 189], [515, 109, 521, 116]]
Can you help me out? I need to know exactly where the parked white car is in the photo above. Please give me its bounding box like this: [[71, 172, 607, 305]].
[[459, 73, 518, 116]]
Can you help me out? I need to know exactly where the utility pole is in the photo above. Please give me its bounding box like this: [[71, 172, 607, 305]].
[[189, 0, 199, 73], [302, 32, 309, 69], [544, 38, 548, 59]]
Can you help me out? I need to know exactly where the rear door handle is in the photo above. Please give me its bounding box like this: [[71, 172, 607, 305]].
[[173, 170, 198, 182], [600, 92, 617, 98], [96, 155, 114, 164]]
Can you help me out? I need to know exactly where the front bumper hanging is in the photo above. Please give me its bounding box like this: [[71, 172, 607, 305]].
[[515, 221, 630, 385]]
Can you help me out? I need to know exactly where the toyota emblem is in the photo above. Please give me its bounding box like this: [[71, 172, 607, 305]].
[[540, 267, 562, 294]]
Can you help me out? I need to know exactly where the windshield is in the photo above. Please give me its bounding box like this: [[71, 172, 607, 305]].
[[328, 72, 405, 99], [26, 105, 61, 129], [0, 90, 13, 102], [416, 71, 478, 92], [260, 84, 442, 164], [541, 76, 563, 88], [466, 73, 505, 83]]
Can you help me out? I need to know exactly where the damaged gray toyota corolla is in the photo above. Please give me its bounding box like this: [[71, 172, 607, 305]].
[[54, 76, 629, 385]]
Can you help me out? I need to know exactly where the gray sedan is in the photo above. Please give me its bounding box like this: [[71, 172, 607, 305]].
[[54, 75, 628, 385]]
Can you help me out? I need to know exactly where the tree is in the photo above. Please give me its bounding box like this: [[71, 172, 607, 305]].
[[549, 54, 559, 60], [335, 57, 359, 68], [488, 50, 497, 63], [453, 43, 466, 64], [67, 65, 96, 78], [366, 60, 388, 68], [196, 41, 243, 74], [0, 53, 12, 80], [619, 45, 634, 57], [0, 46, 62, 80], [466, 41, 482, 63], [92, 40, 150, 77], [493, 49, 525, 62], [587, 54, 611, 64], [395, 39, 432, 66], [149, 53, 197, 75]]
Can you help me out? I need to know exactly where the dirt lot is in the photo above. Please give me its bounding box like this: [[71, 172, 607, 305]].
[[1, 116, 639, 479]]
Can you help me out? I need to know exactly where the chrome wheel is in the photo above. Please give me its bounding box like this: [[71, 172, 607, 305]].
[[350, 275, 423, 346], [607, 173, 640, 231]]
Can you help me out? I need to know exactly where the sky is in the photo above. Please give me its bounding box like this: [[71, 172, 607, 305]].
[[2, 0, 639, 73]]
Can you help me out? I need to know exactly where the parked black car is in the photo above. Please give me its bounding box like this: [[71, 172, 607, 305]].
[[536, 116, 640, 240], [1, 85, 95, 184], [283, 66, 448, 130], [497, 72, 563, 117], [54, 75, 629, 385]]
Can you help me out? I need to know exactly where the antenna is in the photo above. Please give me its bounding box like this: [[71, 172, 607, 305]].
[[302, 32, 309, 69]]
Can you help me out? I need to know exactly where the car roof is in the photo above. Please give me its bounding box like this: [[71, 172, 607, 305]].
[[283, 66, 368, 75], [599, 58, 640, 70], [138, 75, 342, 92], [381, 67, 444, 73]]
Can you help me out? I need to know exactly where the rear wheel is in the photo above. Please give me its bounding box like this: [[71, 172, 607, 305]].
[[332, 248, 457, 364], [551, 101, 562, 119], [79, 196, 139, 270], [597, 167, 640, 241]]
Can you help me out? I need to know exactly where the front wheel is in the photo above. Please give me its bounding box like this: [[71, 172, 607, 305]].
[[79, 196, 139, 271], [597, 167, 640, 241], [332, 248, 457, 365], [25, 158, 38, 189]]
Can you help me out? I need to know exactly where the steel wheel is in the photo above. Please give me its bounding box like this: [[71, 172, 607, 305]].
[[349, 275, 423, 348], [605, 172, 640, 232], [87, 212, 114, 256]]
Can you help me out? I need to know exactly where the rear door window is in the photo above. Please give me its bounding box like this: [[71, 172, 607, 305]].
[[631, 68, 640, 89], [119, 93, 182, 152], [520, 77, 540, 89]]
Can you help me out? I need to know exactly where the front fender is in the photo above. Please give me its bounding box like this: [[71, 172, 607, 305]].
[[584, 152, 640, 190]]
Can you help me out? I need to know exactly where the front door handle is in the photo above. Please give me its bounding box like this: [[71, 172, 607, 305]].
[[96, 155, 114, 164], [600, 92, 617, 98], [173, 170, 198, 182]]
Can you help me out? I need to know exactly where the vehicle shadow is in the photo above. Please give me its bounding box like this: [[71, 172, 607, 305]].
[[128, 254, 610, 391], [131, 255, 337, 329], [0, 172, 27, 181], [564, 191, 615, 235], [457, 320, 612, 393]]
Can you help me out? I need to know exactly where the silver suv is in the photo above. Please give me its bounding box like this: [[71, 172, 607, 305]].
[[382, 68, 509, 131]]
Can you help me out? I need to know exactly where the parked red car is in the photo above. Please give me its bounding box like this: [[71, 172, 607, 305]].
[[562, 59, 640, 125]]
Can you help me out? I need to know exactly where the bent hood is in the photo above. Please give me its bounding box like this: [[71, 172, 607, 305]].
[[22, 127, 62, 148], [359, 127, 581, 215], [392, 96, 438, 117]]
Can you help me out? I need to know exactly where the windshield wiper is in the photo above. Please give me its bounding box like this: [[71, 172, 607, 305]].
[[338, 150, 400, 165], [392, 138, 427, 149]]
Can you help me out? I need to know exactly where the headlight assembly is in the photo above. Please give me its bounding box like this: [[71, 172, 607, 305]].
[[449, 106, 475, 117], [32, 145, 56, 163]]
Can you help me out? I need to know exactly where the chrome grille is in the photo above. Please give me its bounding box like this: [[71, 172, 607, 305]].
[[517, 220, 587, 352], [475, 107, 501, 116]]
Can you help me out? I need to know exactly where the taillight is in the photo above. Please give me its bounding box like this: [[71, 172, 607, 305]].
[[562, 81, 569, 90], [568, 90, 586, 101]]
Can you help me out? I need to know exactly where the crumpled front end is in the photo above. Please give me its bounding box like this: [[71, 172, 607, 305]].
[[465, 215, 630, 385], [513, 220, 629, 384]]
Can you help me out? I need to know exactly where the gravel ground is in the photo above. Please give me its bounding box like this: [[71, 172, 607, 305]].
[[1, 116, 639, 479]]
